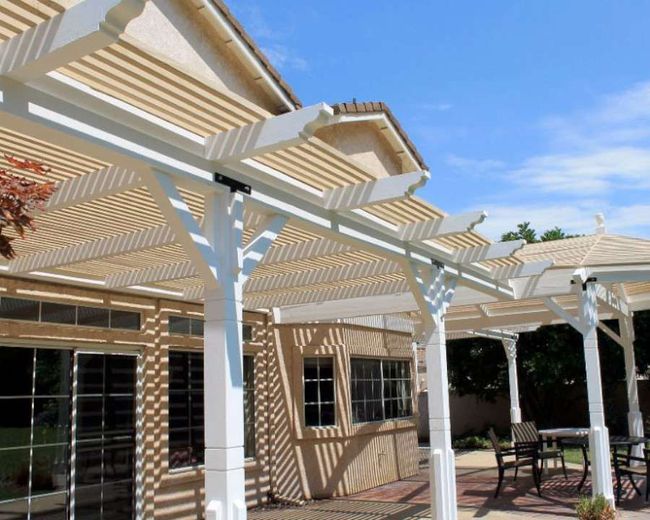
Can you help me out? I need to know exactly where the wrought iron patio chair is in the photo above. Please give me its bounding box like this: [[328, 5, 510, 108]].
[[512, 421, 568, 480], [613, 446, 650, 504], [488, 427, 541, 498]]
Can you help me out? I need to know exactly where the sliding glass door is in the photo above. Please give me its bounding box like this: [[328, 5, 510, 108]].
[[0, 347, 137, 520]]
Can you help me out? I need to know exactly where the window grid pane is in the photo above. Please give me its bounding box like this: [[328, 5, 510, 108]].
[[351, 358, 412, 424], [303, 358, 335, 428]]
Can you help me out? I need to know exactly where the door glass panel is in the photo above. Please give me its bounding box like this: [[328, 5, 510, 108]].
[[0, 348, 33, 397], [31, 445, 68, 496], [0, 449, 30, 502], [0, 399, 32, 448], [74, 354, 136, 520], [33, 398, 69, 446]]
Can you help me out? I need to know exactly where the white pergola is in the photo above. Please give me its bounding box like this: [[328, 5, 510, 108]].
[[0, 2, 554, 519], [284, 232, 650, 507]]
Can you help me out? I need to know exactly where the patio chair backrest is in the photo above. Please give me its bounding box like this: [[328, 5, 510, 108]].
[[488, 428, 502, 455], [512, 421, 539, 444]]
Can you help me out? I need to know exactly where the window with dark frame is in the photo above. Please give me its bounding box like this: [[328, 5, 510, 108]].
[[0, 296, 140, 331], [168, 316, 253, 341], [168, 351, 256, 469], [350, 358, 412, 424], [303, 357, 335, 427]]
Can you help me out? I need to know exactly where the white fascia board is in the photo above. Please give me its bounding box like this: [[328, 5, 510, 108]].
[[453, 240, 526, 264], [589, 266, 650, 284], [0, 0, 145, 82], [194, 0, 296, 112], [0, 76, 515, 300], [245, 259, 400, 293], [398, 211, 487, 242], [45, 166, 143, 212], [322, 170, 429, 211], [204, 103, 333, 162], [491, 260, 554, 280], [9, 224, 174, 274]]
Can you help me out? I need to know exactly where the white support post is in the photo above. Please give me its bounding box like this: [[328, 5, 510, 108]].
[[203, 190, 247, 520], [502, 338, 522, 424], [620, 315, 644, 454], [406, 263, 457, 520], [578, 280, 614, 505]]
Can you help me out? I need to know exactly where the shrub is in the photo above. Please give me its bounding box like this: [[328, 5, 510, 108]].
[[576, 495, 616, 520]]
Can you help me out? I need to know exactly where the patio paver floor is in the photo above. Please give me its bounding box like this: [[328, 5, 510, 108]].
[[249, 450, 650, 519]]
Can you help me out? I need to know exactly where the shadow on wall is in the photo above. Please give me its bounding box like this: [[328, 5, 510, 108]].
[[417, 390, 510, 441]]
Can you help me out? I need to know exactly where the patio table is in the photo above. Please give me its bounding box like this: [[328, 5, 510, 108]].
[[538, 427, 589, 470], [562, 435, 650, 492]]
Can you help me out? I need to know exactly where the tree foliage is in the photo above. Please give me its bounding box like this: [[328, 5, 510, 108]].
[[447, 222, 648, 432], [0, 154, 55, 259]]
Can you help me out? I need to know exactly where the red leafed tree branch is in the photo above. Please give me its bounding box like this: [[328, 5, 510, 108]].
[[0, 154, 56, 259]]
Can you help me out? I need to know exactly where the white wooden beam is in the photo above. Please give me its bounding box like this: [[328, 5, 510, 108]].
[[597, 321, 623, 347], [144, 171, 219, 288], [245, 259, 400, 293], [241, 214, 288, 283], [45, 166, 143, 212], [322, 170, 429, 211], [398, 211, 487, 242], [544, 296, 584, 333], [9, 223, 174, 274], [595, 284, 629, 317], [0, 0, 145, 82], [452, 239, 525, 264], [491, 260, 554, 280], [205, 103, 333, 162], [591, 267, 650, 284], [104, 237, 354, 289], [105, 260, 195, 288]]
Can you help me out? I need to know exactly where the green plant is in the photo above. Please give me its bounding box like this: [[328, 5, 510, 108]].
[[576, 494, 616, 520], [452, 434, 510, 450]]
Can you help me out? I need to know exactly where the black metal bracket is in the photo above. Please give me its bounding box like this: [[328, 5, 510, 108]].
[[431, 259, 445, 269], [570, 276, 598, 290], [214, 173, 252, 195]]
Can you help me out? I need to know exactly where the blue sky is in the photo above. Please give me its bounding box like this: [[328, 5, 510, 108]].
[[228, 1, 650, 240]]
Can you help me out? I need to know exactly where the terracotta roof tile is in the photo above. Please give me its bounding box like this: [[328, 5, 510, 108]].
[[332, 101, 428, 170]]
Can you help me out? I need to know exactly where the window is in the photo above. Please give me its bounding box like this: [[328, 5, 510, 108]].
[[350, 358, 412, 424], [0, 297, 140, 331], [168, 351, 256, 469], [168, 316, 253, 340], [168, 351, 204, 469], [303, 358, 335, 427]]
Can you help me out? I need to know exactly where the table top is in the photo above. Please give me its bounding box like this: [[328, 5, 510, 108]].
[[561, 435, 649, 447], [538, 427, 589, 438]]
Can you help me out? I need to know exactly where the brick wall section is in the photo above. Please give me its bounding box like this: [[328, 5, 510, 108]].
[[0, 276, 420, 515]]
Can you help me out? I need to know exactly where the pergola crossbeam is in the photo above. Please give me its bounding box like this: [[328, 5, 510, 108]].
[[398, 211, 487, 242], [543, 297, 584, 333], [322, 170, 428, 211], [105, 260, 195, 288], [45, 166, 143, 212], [0, 0, 145, 82], [9, 223, 174, 274], [205, 103, 333, 162]]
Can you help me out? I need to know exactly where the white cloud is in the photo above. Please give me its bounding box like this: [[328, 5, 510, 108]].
[[261, 44, 308, 71], [446, 154, 505, 173], [509, 147, 650, 194]]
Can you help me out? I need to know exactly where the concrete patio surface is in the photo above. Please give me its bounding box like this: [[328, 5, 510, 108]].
[[249, 449, 650, 519]]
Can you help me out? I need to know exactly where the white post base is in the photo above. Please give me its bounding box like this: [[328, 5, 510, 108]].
[[628, 411, 644, 459], [205, 464, 246, 520], [429, 444, 457, 520], [588, 425, 614, 505], [510, 407, 522, 424]]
